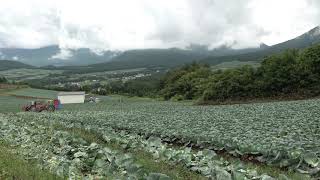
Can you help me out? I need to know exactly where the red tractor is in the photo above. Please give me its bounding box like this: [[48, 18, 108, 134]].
[[22, 101, 55, 112]]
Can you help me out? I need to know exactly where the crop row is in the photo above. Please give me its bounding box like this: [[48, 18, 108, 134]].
[[14, 111, 302, 180], [30, 98, 320, 177], [0, 113, 172, 179]]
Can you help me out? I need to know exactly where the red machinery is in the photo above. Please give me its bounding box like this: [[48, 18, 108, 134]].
[[22, 101, 55, 112]]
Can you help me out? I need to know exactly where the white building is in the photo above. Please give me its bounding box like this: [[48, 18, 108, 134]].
[[57, 92, 85, 104]]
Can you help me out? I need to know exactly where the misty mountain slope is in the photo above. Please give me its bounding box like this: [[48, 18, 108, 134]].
[[0, 46, 59, 67], [68, 49, 209, 73], [0, 43, 261, 68], [0, 60, 34, 71], [69, 46, 259, 72], [71, 26, 320, 72], [68, 46, 263, 72], [0, 46, 119, 67], [40, 46, 263, 72], [187, 44, 260, 57], [201, 26, 320, 65], [51, 48, 120, 66]]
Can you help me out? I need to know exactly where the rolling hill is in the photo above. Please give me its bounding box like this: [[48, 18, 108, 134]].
[[83, 48, 207, 72], [0, 60, 34, 71]]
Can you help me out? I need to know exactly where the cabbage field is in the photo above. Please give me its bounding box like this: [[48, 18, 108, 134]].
[[0, 95, 319, 179]]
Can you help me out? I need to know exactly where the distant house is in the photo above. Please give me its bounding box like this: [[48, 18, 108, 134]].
[[57, 92, 85, 104]]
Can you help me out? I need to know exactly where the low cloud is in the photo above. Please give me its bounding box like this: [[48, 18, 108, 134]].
[[50, 49, 73, 60], [0, 0, 318, 51]]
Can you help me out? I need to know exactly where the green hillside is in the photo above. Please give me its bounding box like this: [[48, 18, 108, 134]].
[[0, 60, 34, 71], [7, 88, 58, 99]]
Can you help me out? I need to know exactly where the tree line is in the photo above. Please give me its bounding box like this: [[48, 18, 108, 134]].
[[159, 43, 320, 103]]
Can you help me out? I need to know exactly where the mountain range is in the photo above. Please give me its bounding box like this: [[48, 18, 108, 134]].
[[0, 44, 260, 67], [0, 26, 319, 71]]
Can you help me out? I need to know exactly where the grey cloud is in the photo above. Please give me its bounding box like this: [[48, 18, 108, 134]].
[[0, 6, 60, 48], [0, 0, 318, 51]]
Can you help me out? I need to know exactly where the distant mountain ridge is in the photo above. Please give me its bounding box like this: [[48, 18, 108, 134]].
[[0, 46, 119, 66], [201, 26, 320, 65], [259, 43, 269, 49], [0, 44, 260, 67]]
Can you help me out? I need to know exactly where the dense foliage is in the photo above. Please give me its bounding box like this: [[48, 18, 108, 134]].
[[161, 44, 320, 102], [0, 76, 7, 83], [160, 63, 211, 100], [39, 75, 162, 97], [89, 76, 161, 97]]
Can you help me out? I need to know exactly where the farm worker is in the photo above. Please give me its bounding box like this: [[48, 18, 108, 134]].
[[58, 99, 62, 110], [54, 99, 59, 110]]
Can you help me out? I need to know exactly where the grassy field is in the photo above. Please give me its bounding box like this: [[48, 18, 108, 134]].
[[7, 88, 58, 99], [211, 60, 260, 70], [0, 68, 63, 82], [0, 67, 156, 91], [0, 68, 145, 82], [0, 88, 318, 179], [0, 141, 62, 180], [0, 96, 31, 113]]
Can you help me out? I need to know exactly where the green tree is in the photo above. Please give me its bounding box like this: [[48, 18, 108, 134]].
[[160, 63, 211, 100], [0, 76, 8, 83], [256, 49, 300, 95]]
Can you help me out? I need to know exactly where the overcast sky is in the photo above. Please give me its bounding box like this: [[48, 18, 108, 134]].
[[0, 0, 319, 51]]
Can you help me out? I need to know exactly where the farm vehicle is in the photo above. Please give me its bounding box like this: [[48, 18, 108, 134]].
[[86, 96, 101, 103], [22, 101, 55, 112]]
